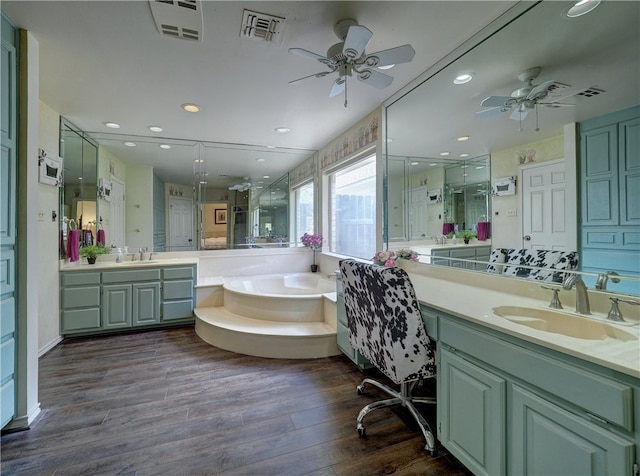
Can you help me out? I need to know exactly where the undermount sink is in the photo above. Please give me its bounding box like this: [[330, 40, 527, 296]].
[[492, 306, 637, 342]]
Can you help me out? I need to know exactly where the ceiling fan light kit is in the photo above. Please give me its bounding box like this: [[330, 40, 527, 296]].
[[288, 18, 415, 107]]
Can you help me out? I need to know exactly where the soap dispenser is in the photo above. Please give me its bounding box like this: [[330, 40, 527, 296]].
[[116, 248, 124, 263]]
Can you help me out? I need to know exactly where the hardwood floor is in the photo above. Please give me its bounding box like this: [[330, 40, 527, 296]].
[[1, 327, 472, 475]]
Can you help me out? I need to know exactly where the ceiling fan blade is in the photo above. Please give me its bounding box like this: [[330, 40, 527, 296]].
[[526, 80, 554, 101], [289, 71, 332, 85], [329, 78, 346, 98], [342, 25, 372, 60], [356, 69, 393, 89], [480, 95, 515, 108], [361, 44, 415, 67], [288, 48, 330, 65], [475, 107, 508, 119], [510, 108, 529, 121]]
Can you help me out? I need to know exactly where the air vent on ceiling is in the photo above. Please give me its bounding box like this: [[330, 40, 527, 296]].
[[241, 9, 285, 45], [149, 0, 203, 42], [577, 87, 605, 98]]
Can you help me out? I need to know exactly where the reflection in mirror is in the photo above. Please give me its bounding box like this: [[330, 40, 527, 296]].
[[250, 174, 289, 246], [384, 1, 639, 296], [443, 156, 490, 236], [59, 118, 98, 260]]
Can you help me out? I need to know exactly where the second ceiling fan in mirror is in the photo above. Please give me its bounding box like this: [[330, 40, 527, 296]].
[[475, 66, 599, 131], [288, 18, 415, 107]]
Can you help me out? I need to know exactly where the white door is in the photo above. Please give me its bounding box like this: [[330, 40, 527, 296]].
[[409, 187, 429, 239], [169, 197, 194, 251], [110, 176, 126, 248], [521, 159, 569, 251]]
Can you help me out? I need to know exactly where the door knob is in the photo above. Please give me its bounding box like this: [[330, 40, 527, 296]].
[[524, 235, 531, 241]]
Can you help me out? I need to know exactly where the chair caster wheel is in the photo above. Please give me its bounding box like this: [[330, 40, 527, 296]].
[[356, 385, 364, 395], [426, 447, 438, 457], [357, 423, 366, 437]]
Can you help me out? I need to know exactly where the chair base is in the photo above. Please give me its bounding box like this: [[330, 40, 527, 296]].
[[356, 377, 437, 455]]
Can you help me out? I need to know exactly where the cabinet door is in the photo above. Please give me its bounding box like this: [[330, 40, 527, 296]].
[[510, 385, 634, 476], [132, 282, 160, 326], [102, 284, 131, 329], [439, 347, 506, 476]]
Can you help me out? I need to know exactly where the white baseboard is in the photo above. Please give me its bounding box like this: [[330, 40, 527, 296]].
[[2, 403, 41, 432], [39, 336, 63, 358]]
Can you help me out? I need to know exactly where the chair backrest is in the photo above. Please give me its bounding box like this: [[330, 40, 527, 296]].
[[339, 259, 436, 384], [486, 248, 579, 283]]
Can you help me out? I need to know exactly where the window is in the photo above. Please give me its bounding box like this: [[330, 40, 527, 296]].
[[328, 154, 376, 259], [294, 181, 314, 242]]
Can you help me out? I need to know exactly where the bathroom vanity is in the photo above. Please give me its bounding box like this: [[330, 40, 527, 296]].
[[60, 260, 197, 336], [336, 263, 640, 475], [411, 242, 491, 270]]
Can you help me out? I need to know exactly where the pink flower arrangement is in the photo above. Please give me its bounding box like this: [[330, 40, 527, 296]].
[[300, 233, 323, 251], [372, 249, 419, 267]]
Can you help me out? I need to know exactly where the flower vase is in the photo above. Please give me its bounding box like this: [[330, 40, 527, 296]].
[[310, 264, 318, 273], [87, 257, 96, 264]]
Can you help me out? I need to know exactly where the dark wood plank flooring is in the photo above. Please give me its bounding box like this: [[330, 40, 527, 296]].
[[1, 327, 472, 475]]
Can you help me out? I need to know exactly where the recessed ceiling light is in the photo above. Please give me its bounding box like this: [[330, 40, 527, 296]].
[[460, 153, 470, 158], [266, 145, 276, 149], [199, 181, 207, 184], [378, 64, 394, 70], [453, 73, 474, 85], [194, 159, 203, 163], [105, 122, 120, 129], [160, 144, 171, 149], [429, 163, 438, 167], [457, 136, 470, 142], [255, 186, 264, 189], [263, 175, 270, 179], [124, 141, 136, 147], [256, 158, 265, 163], [475, 165, 485, 169], [149, 126, 163, 132], [182, 103, 200, 113], [461, 165, 469, 169], [566, 0, 601, 17], [440, 152, 450, 156], [410, 161, 420, 166], [274, 127, 290, 133]]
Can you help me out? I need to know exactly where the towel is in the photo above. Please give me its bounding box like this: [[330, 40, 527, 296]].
[[83, 230, 93, 246], [97, 229, 106, 245], [67, 229, 80, 262], [477, 222, 491, 241], [442, 222, 455, 235]]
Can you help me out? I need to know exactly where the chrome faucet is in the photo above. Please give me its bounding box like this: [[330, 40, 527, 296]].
[[438, 235, 447, 245], [607, 297, 639, 322], [562, 274, 591, 315], [139, 246, 148, 261], [595, 271, 620, 291]]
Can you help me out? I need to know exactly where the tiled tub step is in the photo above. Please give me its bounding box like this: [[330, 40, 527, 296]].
[[194, 307, 340, 359]]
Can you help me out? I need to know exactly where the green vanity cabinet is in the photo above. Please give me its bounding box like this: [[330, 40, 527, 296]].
[[60, 272, 102, 332], [428, 245, 490, 270], [435, 312, 637, 476], [161, 267, 195, 321], [60, 265, 195, 336]]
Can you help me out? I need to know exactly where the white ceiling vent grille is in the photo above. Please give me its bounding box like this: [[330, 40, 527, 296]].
[[149, 0, 203, 42], [241, 10, 285, 45]]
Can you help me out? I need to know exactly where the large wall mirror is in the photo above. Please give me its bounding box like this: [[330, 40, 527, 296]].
[[59, 118, 99, 259], [58, 125, 311, 254], [384, 1, 639, 295]]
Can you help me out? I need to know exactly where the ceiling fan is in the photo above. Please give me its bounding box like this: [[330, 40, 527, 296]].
[[475, 66, 581, 129], [288, 19, 415, 107]]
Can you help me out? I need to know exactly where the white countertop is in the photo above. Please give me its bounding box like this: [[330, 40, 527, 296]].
[[405, 264, 640, 379], [59, 256, 199, 271]]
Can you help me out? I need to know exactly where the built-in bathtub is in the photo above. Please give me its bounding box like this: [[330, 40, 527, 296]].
[[223, 273, 336, 322], [195, 272, 340, 358]]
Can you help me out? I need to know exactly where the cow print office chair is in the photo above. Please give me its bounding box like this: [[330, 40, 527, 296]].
[[339, 259, 437, 455]]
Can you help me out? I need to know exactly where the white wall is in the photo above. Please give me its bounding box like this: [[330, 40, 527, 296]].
[[38, 101, 63, 354], [125, 164, 154, 250]]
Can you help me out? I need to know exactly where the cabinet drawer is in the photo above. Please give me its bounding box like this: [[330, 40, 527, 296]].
[[102, 269, 161, 283], [162, 267, 194, 280], [419, 305, 438, 341], [62, 308, 101, 331], [162, 300, 193, 320], [450, 249, 475, 258], [61, 285, 100, 309], [163, 280, 193, 300], [61, 272, 101, 286], [440, 318, 634, 430]]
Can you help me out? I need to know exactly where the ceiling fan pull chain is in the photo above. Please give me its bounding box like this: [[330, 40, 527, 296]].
[[344, 78, 348, 108], [535, 103, 540, 132]]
